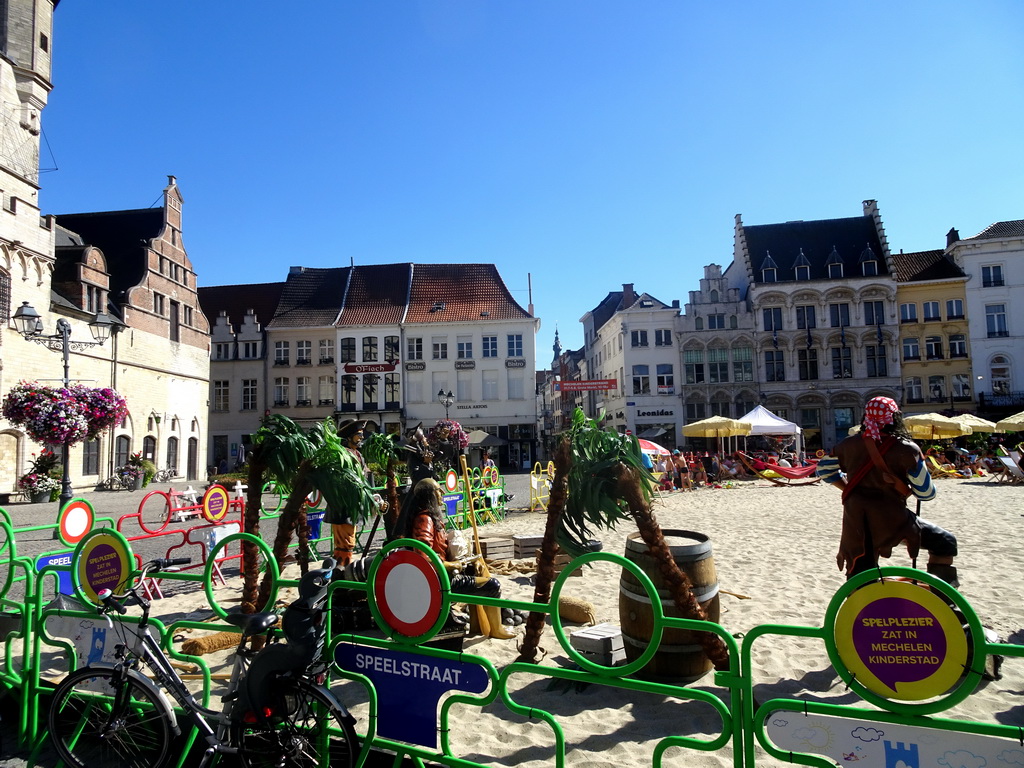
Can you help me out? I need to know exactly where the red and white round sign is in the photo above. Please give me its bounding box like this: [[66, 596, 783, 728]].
[[59, 499, 94, 544], [445, 469, 459, 492], [373, 549, 443, 637]]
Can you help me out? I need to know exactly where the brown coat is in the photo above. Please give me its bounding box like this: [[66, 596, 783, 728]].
[[834, 434, 922, 574]]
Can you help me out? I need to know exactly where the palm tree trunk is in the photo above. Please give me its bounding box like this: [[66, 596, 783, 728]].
[[241, 459, 267, 613], [616, 463, 730, 671], [516, 437, 571, 663], [254, 460, 314, 611]]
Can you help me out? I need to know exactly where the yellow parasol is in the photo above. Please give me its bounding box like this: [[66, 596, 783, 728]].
[[951, 413, 998, 433], [681, 416, 753, 438], [995, 410, 1024, 433], [902, 413, 973, 440]]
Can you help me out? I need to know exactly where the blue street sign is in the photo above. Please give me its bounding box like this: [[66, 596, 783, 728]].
[[336, 642, 489, 747]]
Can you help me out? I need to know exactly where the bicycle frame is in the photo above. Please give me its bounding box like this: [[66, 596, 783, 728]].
[[105, 594, 255, 762]]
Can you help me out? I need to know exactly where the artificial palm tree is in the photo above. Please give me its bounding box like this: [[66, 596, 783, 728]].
[[241, 415, 377, 613], [518, 409, 729, 670], [361, 431, 402, 536]]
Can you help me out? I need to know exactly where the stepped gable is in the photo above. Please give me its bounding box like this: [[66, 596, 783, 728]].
[[197, 282, 284, 330], [743, 215, 886, 283], [338, 264, 412, 326], [404, 263, 531, 323], [268, 267, 350, 328], [965, 220, 1024, 241], [54, 208, 164, 301], [891, 249, 965, 283]]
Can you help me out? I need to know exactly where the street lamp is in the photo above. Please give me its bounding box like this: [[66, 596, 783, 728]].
[[12, 301, 114, 509], [437, 389, 454, 420]]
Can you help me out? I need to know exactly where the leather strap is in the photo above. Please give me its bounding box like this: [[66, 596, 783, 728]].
[[863, 434, 912, 498]]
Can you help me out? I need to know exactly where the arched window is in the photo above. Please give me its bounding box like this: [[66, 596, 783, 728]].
[[115, 435, 131, 467], [695, 317, 704, 331], [143, 435, 156, 463], [166, 437, 179, 472], [0, 269, 10, 323], [709, 290, 719, 302]]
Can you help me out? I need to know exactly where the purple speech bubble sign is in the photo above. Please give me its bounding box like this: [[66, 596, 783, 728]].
[[851, 596, 947, 690]]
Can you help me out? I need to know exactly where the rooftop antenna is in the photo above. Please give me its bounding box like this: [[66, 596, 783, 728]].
[[528, 272, 534, 316]]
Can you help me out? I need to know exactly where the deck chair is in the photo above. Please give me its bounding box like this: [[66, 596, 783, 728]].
[[997, 456, 1024, 484], [700, 455, 721, 482], [927, 455, 960, 478], [529, 464, 551, 511]]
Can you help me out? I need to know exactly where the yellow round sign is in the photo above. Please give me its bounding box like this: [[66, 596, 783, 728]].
[[834, 579, 969, 700], [202, 484, 231, 523], [76, 530, 132, 605]]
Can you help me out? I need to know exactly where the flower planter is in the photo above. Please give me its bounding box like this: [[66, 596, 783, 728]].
[[133, 475, 144, 491], [31, 491, 50, 503]]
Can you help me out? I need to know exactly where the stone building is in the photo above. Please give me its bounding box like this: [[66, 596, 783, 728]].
[[0, 2, 210, 494], [200, 262, 541, 471], [727, 201, 901, 450], [579, 283, 683, 446], [677, 264, 759, 436], [946, 220, 1024, 418], [890, 246, 972, 416]]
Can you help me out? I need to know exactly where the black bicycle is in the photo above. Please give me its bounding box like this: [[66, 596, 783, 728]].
[[48, 557, 357, 768]]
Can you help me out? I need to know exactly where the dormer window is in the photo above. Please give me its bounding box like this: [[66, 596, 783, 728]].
[[859, 244, 878, 276], [430, 302, 445, 313], [792, 248, 812, 281], [760, 251, 779, 283], [826, 246, 844, 279]]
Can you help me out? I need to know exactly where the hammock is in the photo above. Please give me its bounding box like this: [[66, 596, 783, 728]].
[[738, 452, 822, 486]]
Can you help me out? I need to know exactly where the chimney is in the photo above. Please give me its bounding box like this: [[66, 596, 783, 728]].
[[946, 227, 960, 247], [622, 283, 636, 307]]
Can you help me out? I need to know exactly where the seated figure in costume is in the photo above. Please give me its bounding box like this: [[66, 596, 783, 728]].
[[816, 396, 959, 586], [405, 477, 501, 600]]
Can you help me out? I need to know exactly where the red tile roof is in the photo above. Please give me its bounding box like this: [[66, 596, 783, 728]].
[[337, 264, 411, 326], [404, 264, 533, 324]]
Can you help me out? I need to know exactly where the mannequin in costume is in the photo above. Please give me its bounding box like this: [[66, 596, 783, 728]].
[[330, 419, 369, 566], [406, 477, 500, 600], [816, 396, 959, 586]]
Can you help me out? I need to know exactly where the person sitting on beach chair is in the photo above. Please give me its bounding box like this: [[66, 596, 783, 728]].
[[816, 396, 960, 587]]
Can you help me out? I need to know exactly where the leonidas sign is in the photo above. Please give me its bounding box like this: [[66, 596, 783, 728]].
[[343, 362, 397, 374], [554, 379, 617, 392]]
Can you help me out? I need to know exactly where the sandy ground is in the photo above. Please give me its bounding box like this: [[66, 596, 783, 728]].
[[4, 475, 1023, 767]]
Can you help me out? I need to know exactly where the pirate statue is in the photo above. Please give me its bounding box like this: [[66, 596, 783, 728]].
[[816, 396, 959, 586]]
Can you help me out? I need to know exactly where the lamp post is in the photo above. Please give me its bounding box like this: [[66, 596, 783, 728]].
[[437, 389, 454, 420], [12, 301, 114, 509]]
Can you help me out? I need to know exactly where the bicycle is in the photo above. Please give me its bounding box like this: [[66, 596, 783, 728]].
[[98, 473, 133, 491], [48, 557, 357, 768], [153, 467, 176, 482]]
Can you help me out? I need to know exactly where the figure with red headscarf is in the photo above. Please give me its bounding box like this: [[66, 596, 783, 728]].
[[816, 397, 959, 586]]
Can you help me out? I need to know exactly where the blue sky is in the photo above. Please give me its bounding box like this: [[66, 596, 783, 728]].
[[42, 2, 1023, 356]]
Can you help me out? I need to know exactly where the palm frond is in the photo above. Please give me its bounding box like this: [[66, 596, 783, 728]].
[[557, 409, 653, 556], [362, 432, 400, 467]]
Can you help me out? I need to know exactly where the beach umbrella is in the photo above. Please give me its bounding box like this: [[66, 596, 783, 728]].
[[951, 414, 998, 433], [681, 416, 752, 438], [466, 429, 508, 447], [995, 410, 1024, 433], [637, 438, 670, 455], [903, 413, 972, 440]]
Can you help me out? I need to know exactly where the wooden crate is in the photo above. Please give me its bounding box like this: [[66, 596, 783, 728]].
[[513, 534, 545, 559], [479, 537, 514, 560]]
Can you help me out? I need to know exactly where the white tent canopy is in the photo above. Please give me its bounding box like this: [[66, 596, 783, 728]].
[[737, 405, 803, 457]]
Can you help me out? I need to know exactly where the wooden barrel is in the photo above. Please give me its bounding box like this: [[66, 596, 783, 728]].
[[619, 530, 720, 683]]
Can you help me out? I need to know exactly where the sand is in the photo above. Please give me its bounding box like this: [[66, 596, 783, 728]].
[[34, 476, 1024, 767]]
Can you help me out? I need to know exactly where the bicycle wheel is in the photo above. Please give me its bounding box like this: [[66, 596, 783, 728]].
[[233, 677, 357, 768], [49, 666, 172, 768]]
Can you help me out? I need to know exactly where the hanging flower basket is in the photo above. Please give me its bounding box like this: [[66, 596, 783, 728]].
[[2, 382, 128, 446]]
